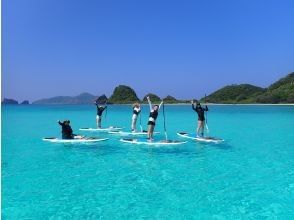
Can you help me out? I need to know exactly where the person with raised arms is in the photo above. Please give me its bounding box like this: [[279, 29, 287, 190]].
[[58, 120, 84, 139], [95, 100, 107, 128], [147, 96, 163, 141], [58, 120, 74, 139], [131, 102, 141, 132], [191, 99, 208, 137]]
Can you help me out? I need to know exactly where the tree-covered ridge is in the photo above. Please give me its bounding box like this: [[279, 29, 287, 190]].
[[1, 98, 19, 104], [204, 84, 265, 104], [202, 72, 293, 103], [142, 93, 161, 103], [108, 85, 139, 104], [163, 95, 179, 104], [26, 72, 294, 104], [268, 72, 294, 90], [256, 72, 294, 103]]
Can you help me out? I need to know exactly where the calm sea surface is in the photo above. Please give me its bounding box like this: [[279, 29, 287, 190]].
[[2, 105, 294, 219]]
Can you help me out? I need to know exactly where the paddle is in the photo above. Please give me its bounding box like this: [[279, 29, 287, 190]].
[[139, 106, 143, 132], [205, 94, 209, 133], [162, 103, 168, 141], [104, 101, 108, 119]]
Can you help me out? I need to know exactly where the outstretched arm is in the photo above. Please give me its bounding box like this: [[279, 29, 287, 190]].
[[147, 96, 152, 111], [58, 121, 63, 126], [94, 99, 99, 105], [158, 100, 164, 109], [191, 101, 196, 111]]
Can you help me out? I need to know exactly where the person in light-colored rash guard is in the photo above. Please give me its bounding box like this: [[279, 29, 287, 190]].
[[131, 102, 141, 132]]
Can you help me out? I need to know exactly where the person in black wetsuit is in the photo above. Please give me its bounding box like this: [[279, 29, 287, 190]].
[[95, 102, 107, 128], [58, 120, 74, 139], [191, 100, 208, 137], [131, 102, 141, 132], [147, 96, 163, 140]]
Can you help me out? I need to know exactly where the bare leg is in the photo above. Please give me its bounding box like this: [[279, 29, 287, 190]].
[[98, 117, 102, 128], [96, 116, 99, 128], [147, 125, 151, 139], [131, 116, 137, 131], [197, 121, 202, 137], [149, 125, 155, 140], [148, 124, 155, 140], [200, 121, 204, 137]]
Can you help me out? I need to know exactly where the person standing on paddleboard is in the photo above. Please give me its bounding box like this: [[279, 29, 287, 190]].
[[58, 120, 74, 139], [131, 102, 141, 132], [191, 99, 208, 137], [95, 100, 107, 128], [147, 96, 163, 141]]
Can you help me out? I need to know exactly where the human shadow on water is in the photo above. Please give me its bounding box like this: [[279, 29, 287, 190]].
[[196, 141, 233, 151], [137, 145, 201, 157], [138, 141, 234, 156]]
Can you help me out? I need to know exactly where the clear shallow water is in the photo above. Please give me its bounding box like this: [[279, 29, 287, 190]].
[[2, 105, 294, 219]]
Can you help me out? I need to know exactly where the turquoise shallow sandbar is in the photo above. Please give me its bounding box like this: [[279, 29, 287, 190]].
[[2, 105, 294, 219]]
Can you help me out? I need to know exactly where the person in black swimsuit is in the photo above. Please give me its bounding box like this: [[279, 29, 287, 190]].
[[58, 120, 74, 139], [147, 96, 163, 140], [191, 100, 208, 137], [95, 101, 107, 128]]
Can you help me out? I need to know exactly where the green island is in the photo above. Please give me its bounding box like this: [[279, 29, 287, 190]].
[[4, 72, 292, 105], [203, 72, 293, 104]]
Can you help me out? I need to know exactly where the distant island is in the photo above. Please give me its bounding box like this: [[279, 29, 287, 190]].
[[1, 98, 19, 105], [3, 72, 293, 105], [32, 92, 97, 105], [107, 85, 140, 104], [31, 85, 186, 105], [20, 100, 30, 105], [1, 98, 30, 105], [202, 72, 293, 103]]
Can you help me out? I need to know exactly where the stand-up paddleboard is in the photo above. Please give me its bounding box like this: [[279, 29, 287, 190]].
[[120, 138, 187, 146], [79, 126, 123, 132], [42, 137, 109, 143], [108, 130, 160, 136], [177, 132, 224, 143]]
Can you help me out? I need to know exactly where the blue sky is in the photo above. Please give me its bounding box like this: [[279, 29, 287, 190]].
[[2, 0, 294, 101]]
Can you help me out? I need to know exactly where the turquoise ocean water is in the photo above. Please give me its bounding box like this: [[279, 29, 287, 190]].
[[2, 105, 294, 219]]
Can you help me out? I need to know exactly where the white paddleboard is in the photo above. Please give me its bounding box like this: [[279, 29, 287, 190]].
[[108, 130, 160, 136], [177, 132, 224, 143], [42, 137, 109, 143], [120, 138, 187, 146], [79, 126, 123, 132]]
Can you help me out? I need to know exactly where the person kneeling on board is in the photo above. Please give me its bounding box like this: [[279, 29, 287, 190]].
[[58, 120, 83, 139], [191, 100, 208, 137], [58, 120, 74, 139], [147, 96, 163, 141], [131, 102, 141, 132]]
